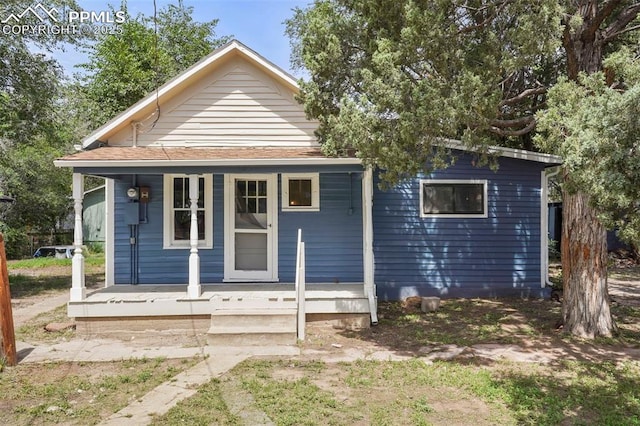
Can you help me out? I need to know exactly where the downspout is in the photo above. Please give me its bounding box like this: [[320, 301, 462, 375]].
[[541, 166, 561, 288], [130, 174, 138, 285], [130, 122, 140, 283]]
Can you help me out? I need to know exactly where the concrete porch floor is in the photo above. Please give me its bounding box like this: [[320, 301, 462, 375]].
[[84, 283, 366, 301]]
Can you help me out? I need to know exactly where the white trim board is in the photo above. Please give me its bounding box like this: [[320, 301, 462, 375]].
[[55, 157, 362, 168], [105, 179, 115, 287]]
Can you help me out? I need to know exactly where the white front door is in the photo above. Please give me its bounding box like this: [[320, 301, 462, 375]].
[[224, 174, 278, 281]]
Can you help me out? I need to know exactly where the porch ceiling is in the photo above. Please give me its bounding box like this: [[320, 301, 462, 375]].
[[55, 146, 360, 168]]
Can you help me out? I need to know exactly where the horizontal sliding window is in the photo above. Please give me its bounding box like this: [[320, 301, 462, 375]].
[[420, 179, 487, 218]]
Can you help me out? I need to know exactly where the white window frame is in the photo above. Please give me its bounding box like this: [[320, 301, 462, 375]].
[[281, 173, 320, 212], [163, 174, 213, 249], [419, 179, 488, 218]]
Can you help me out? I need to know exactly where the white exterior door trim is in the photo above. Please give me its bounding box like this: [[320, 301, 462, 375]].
[[224, 173, 278, 282]]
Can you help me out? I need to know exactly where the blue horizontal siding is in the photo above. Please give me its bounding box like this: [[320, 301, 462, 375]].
[[373, 154, 546, 300], [114, 175, 224, 284], [113, 171, 363, 285], [279, 172, 363, 283]]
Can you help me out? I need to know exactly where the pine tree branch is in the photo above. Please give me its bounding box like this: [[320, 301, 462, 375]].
[[488, 118, 537, 137], [457, 0, 510, 34], [584, 0, 623, 39], [500, 87, 547, 106], [603, 4, 640, 43], [487, 115, 537, 137]]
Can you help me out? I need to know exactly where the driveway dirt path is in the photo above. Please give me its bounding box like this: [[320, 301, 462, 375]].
[[11, 293, 69, 328]]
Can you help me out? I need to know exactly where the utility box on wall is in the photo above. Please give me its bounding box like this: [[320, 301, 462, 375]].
[[139, 186, 151, 203], [124, 203, 139, 225]]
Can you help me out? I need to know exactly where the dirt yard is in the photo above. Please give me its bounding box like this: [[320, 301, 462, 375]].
[[4, 261, 640, 425], [8, 261, 640, 362]]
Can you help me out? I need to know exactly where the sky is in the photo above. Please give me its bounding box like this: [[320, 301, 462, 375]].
[[53, 0, 311, 77]]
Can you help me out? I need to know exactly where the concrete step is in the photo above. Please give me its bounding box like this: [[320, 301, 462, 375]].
[[207, 308, 298, 346], [213, 298, 297, 310], [206, 332, 297, 346]]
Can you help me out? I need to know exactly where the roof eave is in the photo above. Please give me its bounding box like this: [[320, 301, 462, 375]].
[[440, 138, 562, 165], [54, 157, 362, 169]]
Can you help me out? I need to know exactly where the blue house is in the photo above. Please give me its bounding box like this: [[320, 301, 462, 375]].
[[55, 41, 560, 339]]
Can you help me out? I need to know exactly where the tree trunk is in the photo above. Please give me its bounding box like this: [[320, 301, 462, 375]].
[[561, 184, 616, 338], [558, 2, 625, 339]]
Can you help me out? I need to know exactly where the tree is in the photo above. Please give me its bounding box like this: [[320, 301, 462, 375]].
[[80, 0, 231, 127], [0, 140, 72, 255], [0, 0, 84, 257], [0, 0, 82, 146], [0, 41, 62, 146], [287, 1, 640, 338], [535, 59, 640, 337]]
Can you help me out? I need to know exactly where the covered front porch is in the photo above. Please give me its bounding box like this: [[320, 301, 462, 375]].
[[59, 154, 379, 339]]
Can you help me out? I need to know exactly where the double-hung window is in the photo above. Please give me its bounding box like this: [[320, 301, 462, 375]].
[[281, 173, 320, 211], [163, 174, 213, 248], [420, 179, 487, 218]]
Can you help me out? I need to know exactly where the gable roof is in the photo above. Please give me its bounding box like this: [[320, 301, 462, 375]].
[[58, 40, 561, 168], [79, 40, 300, 150]]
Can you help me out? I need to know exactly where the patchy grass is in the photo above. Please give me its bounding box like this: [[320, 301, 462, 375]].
[[15, 304, 73, 343], [8, 255, 104, 298], [494, 360, 640, 425], [324, 298, 640, 351], [237, 360, 360, 426], [333, 298, 563, 350], [163, 358, 640, 425], [8, 257, 72, 270], [8, 274, 72, 298], [150, 378, 242, 425], [0, 357, 198, 426], [7, 255, 104, 270], [5, 262, 640, 424]]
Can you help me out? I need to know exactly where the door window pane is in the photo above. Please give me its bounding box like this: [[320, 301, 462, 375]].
[[235, 179, 268, 229]]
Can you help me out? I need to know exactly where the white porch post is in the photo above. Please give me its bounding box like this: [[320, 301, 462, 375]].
[[187, 175, 201, 298], [362, 168, 378, 324], [70, 173, 86, 302], [104, 178, 115, 287]]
